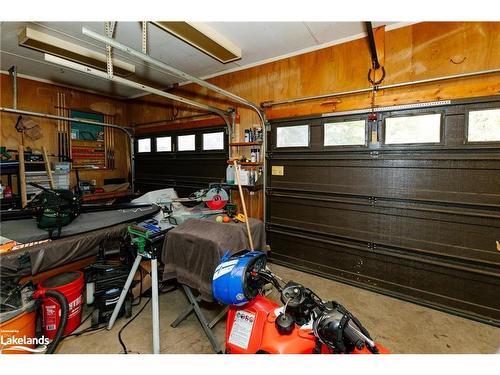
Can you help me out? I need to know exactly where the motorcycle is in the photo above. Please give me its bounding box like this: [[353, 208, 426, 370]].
[[212, 250, 389, 354]]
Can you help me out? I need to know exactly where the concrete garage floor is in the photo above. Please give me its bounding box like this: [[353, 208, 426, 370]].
[[57, 263, 500, 354]]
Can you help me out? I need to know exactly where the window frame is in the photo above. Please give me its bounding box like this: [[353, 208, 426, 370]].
[[382, 111, 444, 147], [465, 107, 500, 144], [137, 137, 152, 153], [155, 136, 172, 152], [323, 118, 369, 148], [202, 131, 226, 151], [275, 124, 310, 149], [177, 134, 197, 152]]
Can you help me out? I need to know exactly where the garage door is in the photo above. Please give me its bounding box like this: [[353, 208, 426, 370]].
[[266, 96, 500, 326], [135, 126, 228, 196]]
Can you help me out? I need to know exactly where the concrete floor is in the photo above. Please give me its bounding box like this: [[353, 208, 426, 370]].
[[57, 263, 500, 354]]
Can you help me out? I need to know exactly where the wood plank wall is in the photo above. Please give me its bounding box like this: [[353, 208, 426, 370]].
[[127, 22, 500, 133], [126, 22, 499, 219], [2, 22, 499, 198], [0, 74, 131, 188]]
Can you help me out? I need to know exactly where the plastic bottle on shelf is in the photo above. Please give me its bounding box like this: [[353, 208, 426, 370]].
[[249, 170, 255, 186], [226, 165, 235, 185], [256, 127, 262, 141], [250, 149, 257, 163]]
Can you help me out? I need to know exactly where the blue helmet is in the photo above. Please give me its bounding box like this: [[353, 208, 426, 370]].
[[212, 250, 267, 306]]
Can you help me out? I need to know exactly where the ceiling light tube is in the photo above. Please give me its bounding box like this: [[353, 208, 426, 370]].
[[152, 22, 241, 64], [44, 53, 228, 118], [19, 27, 135, 76]]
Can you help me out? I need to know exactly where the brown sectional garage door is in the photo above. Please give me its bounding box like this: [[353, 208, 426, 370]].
[[266, 96, 500, 326], [135, 126, 228, 196]]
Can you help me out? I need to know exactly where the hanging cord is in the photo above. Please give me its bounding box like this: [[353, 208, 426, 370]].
[[371, 85, 377, 114], [367, 65, 385, 130], [118, 298, 151, 354], [368, 67, 385, 114]]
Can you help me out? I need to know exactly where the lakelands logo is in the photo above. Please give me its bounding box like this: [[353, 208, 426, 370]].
[[0, 331, 50, 353]]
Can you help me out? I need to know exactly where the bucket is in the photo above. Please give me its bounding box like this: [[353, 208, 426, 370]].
[[38, 271, 84, 339]]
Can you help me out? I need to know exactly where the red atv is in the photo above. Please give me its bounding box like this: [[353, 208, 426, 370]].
[[213, 250, 389, 354]]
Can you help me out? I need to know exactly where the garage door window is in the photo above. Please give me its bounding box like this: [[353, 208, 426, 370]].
[[385, 113, 441, 144], [467, 108, 500, 142], [178, 134, 196, 151], [156, 136, 172, 152], [203, 132, 224, 150], [138, 138, 151, 153], [324, 120, 366, 146], [276, 125, 309, 148]]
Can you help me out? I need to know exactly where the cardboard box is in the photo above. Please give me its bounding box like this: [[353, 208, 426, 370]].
[[239, 169, 250, 185]]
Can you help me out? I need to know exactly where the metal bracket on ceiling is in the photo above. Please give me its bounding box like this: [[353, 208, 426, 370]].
[[142, 21, 147, 54], [8, 65, 18, 109], [105, 21, 116, 78], [365, 22, 385, 87]]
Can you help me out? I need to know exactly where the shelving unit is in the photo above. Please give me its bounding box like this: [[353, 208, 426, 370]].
[[227, 160, 262, 167], [71, 139, 106, 169], [229, 141, 262, 147], [226, 123, 265, 220], [18, 146, 55, 207]]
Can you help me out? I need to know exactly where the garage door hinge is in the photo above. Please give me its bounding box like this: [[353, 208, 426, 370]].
[[266, 187, 273, 195], [368, 196, 377, 204], [367, 243, 377, 250], [265, 223, 271, 231]]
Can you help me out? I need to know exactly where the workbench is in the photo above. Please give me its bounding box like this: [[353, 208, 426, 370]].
[[161, 215, 266, 301]]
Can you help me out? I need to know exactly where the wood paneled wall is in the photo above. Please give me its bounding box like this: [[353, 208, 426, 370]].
[[0, 74, 130, 188], [125, 22, 499, 220], [2, 22, 499, 199], [127, 22, 500, 132]]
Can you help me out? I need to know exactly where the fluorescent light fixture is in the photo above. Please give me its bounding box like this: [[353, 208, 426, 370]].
[[19, 27, 135, 76], [152, 22, 241, 64]]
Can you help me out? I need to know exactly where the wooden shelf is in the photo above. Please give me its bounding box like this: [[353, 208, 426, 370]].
[[224, 183, 263, 191], [72, 139, 104, 144], [229, 141, 262, 147], [227, 160, 262, 167]]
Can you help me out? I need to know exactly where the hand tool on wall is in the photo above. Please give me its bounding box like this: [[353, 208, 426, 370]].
[[233, 160, 254, 250]]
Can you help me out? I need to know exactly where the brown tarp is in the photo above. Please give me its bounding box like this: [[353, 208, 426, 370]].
[[0, 205, 159, 278], [0, 223, 129, 278], [162, 216, 266, 302]]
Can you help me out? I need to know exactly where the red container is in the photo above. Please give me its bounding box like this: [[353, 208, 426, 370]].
[[226, 295, 389, 354], [38, 271, 84, 339]]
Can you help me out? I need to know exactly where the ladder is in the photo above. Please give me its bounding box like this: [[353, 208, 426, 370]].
[[18, 146, 55, 208]]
